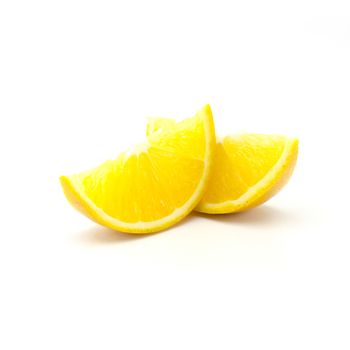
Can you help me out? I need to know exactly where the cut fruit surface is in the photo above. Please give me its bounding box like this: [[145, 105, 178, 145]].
[[60, 104, 215, 233], [147, 121, 298, 214]]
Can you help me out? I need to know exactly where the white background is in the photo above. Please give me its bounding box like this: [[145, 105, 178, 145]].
[[1, 1, 350, 349]]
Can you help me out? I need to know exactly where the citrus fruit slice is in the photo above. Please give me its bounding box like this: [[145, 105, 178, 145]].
[[147, 121, 298, 214], [60, 104, 215, 233]]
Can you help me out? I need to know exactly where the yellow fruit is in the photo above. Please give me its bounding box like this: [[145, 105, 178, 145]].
[[147, 121, 298, 214], [60, 104, 216, 233]]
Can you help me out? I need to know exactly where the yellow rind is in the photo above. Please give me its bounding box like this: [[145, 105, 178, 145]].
[[60, 104, 216, 234], [195, 137, 299, 214]]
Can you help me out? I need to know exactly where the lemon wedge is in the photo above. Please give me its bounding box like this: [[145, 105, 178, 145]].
[[196, 134, 298, 213], [60, 105, 215, 233]]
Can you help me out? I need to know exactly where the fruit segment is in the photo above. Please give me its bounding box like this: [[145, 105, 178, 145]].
[[196, 134, 298, 214], [60, 104, 215, 233]]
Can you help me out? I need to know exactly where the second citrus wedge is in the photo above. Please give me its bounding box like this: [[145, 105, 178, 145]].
[[196, 134, 298, 214]]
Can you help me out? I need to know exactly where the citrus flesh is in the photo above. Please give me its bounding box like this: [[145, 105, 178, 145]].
[[147, 120, 298, 214], [60, 104, 215, 233]]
